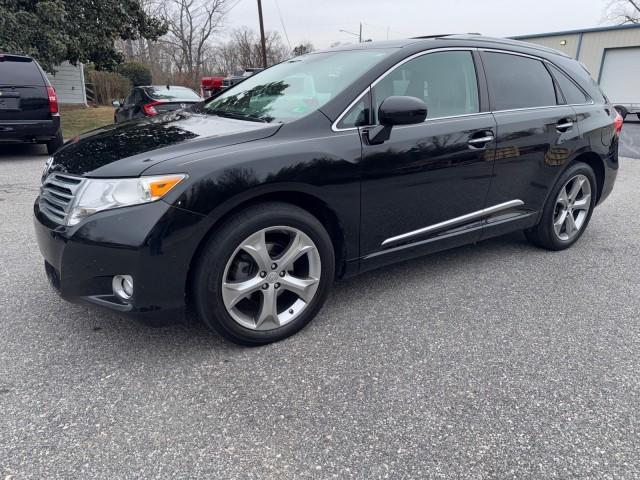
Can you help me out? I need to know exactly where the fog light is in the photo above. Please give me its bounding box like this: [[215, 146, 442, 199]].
[[112, 275, 134, 301]]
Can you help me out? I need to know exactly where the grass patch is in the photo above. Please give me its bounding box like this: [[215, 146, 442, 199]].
[[60, 105, 114, 139]]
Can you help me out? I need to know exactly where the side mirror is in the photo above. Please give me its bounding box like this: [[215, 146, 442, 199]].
[[112, 100, 121, 108], [379, 96, 428, 126], [366, 96, 428, 145]]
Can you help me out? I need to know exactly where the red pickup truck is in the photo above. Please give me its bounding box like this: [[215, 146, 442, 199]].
[[200, 76, 225, 98]]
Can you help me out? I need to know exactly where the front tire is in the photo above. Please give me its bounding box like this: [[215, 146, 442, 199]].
[[193, 202, 335, 346], [525, 162, 597, 250]]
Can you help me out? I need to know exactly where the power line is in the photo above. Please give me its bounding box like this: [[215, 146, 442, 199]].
[[273, 0, 291, 49], [226, 0, 244, 14]]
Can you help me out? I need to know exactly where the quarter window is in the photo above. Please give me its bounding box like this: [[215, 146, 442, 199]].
[[483, 52, 557, 110], [337, 95, 369, 129], [372, 51, 480, 121], [547, 64, 589, 105]]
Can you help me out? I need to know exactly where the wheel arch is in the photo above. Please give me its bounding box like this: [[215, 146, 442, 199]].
[[571, 151, 605, 203], [185, 185, 348, 304]]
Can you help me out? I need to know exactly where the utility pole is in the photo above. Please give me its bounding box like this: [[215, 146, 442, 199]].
[[359, 22, 362, 43], [257, 0, 268, 69]]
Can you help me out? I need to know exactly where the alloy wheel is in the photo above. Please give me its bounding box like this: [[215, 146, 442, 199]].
[[221, 226, 321, 331], [553, 174, 592, 241]]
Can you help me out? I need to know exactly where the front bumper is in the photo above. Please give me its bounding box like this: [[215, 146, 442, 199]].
[[0, 115, 60, 143], [34, 198, 206, 325]]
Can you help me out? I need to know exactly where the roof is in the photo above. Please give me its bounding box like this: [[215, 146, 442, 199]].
[[512, 23, 640, 40], [317, 34, 570, 59], [323, 39, 417, 51], [0, 53, 34, 62]]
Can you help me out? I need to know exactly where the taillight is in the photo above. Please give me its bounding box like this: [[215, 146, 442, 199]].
[[46, 85, 58, 114], [614, 110, 623, 136], [143, 101, 162, 116]]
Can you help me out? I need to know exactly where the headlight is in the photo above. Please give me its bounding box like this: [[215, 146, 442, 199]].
[[66, 174, 186, 226]]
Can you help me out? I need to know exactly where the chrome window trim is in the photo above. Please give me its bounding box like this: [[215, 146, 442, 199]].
[[332, 86, 371, 132], [331, 46, 595, 133], [544, 61, 594, 105], [376, 111, 494, 132], [331, 47, 478, 132], [380, 200, 525, 248]]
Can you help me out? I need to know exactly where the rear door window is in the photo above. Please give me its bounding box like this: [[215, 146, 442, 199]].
[[482, 52, 557, 110], [0, 57, 45, 86], [124, 90, 136, 106], [547, 63, 589, 105], [145, 86, 201, 101]]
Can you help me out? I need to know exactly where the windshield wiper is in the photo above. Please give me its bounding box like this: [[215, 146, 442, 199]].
[[207, 109, 270, 123]]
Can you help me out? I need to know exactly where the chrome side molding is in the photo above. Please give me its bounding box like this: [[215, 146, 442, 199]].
[[381, 200, 525, 247]]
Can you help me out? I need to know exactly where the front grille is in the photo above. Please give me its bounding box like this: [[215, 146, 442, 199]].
[[39, 173, 84, 225]]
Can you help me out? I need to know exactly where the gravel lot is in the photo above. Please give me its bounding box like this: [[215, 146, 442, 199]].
[[1, 144, 639, 479]]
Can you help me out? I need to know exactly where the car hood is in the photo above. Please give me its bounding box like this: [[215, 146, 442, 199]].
[[50, 110, 282, 177]]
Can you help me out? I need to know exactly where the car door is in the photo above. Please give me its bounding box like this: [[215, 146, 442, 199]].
[[479, 50, 583, 237], [358, 49, 497, 267], [121, 88, 143, 121], [129, 88, 145, 120], [116, 90, 135, 123]]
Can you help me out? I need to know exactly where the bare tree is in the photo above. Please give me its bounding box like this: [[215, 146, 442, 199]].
[[161, 0, 231, 84], [210, 27, 289, 75], [292, 41, 314, 57], [605, 0, 640, 23]]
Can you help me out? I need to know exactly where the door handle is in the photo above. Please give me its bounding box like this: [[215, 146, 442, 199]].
[[556, 120, 574, 132], [468, 134, 494, 149]]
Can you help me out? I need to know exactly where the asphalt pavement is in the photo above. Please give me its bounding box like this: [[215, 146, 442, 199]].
[[619, 116, 640, 159], [1, 143, 639, 479]]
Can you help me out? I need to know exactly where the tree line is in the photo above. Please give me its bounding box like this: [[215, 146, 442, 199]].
[[0, 0, 314, 89]]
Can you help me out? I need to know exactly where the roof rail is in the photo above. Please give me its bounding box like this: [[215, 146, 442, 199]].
[[411, 33, 482, 39]]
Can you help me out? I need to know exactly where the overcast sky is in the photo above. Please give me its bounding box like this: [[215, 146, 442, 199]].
[[223, 0, 609, 48]]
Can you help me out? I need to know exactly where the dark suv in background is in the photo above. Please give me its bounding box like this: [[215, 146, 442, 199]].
[[34, 35, 619, 345], [0, 53, 62, 154]]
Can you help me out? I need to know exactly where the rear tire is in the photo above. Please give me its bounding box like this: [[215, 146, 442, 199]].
[[46, 129, 63, 155], [193, 202, 335, 346], [525, 162, 597, 251]]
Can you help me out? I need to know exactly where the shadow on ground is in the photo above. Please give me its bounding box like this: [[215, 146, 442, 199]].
[[0, 143, 48, 159], [64, 230, 531, 355]]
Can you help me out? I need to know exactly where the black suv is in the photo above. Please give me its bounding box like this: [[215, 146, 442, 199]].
[[34, 35, 619, 345], [0, 53, 62, 154]]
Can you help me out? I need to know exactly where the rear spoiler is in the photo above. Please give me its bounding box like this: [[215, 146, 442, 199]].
[[0, 53, 33, 62]]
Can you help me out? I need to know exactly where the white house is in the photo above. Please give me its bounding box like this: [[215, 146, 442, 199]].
[[46, 61, 87, 105]]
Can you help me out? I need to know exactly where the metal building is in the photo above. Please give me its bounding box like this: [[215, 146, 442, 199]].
[[513, 24, 640, 117], [45, 61, 87, 105]]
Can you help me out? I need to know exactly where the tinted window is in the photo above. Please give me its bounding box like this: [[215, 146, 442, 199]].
[[337, 95, 369, 129], [483, 52, 557, 110], [373, 51, 479, 120], [204, 49, 393, 123], [548, 64, 589, 104], [0, 57, 44, 85], [124, 90, 136, 106], [146, 86, 202, 101]]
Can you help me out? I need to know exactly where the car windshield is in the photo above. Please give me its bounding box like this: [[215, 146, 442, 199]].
[[146, 86, 201, 101], [203, 49, 393, 123]]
